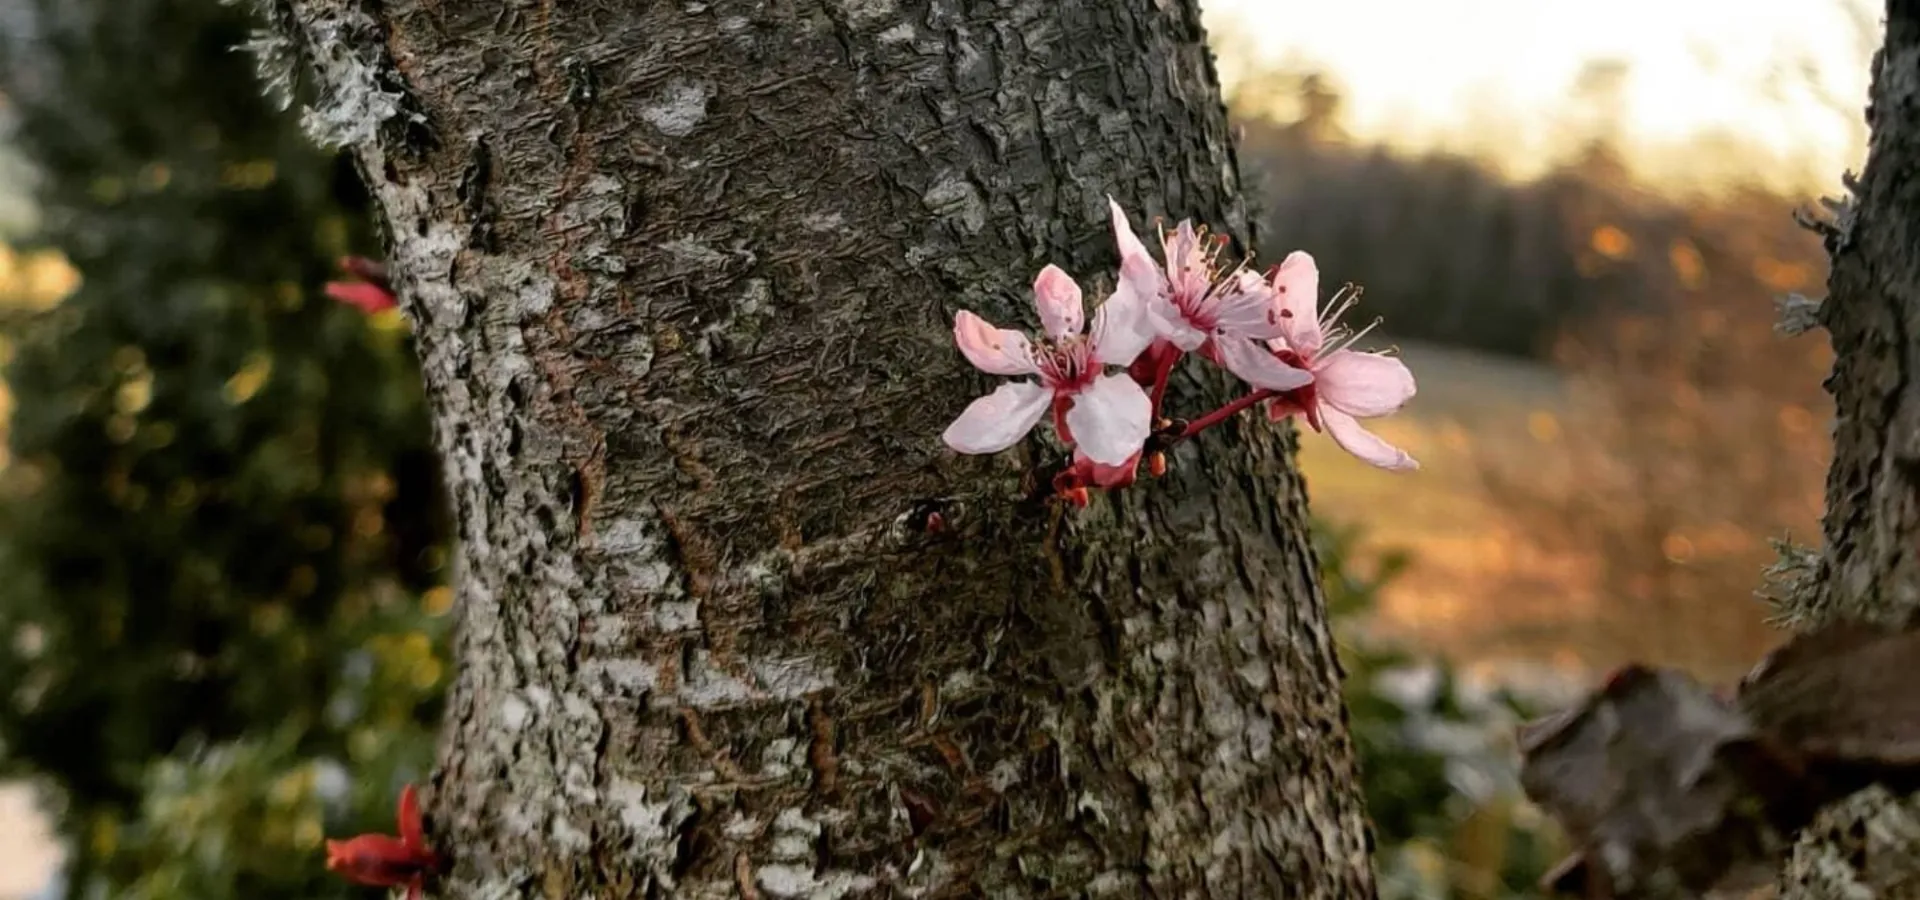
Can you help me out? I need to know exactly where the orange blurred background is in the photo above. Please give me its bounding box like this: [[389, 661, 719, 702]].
[[1205, 0, 1873, 687]]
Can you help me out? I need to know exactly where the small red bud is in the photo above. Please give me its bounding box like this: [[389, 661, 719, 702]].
[[1148, 453, 1167, 478], [924, 511, 946, 534]]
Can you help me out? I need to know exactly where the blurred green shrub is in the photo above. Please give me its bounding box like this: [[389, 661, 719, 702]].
[[0, 1, 450, 897]]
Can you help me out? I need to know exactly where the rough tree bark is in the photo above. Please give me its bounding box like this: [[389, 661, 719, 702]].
[[259, 1, 1376, 897], [1778, 2, 1920, 896]]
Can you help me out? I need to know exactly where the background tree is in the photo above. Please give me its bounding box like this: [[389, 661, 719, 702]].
[[1777, 4, 1920, 894], [0, 0, 450, 897], [254, 0, 1380, 895]]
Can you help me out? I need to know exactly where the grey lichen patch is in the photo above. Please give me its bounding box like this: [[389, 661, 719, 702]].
[[618, 332, 656, 379], [237, 30, 302, 112], [801, 211, 846, 233], [1793, 175, 1864, 256], [922, 174, 986, 234], [639, 80, 712, 138], [596, 510, 681, 595], [1775, 292, 1826, 336], [755, 865, 878, 899], [899, 848, 957, 896], [1782, 787, 1920, 898], [222, 0, 302, 110], [1758, 536, 1826, 628], [607, 777, 696, 878], [752, 806, 880, 897], [835, 0, 898, 28], [287, 5, 416, 149], [556, 173, 629, 237], [653, 599, 701, 632], [662, 236, 729, 269], [674, 650, 835, 709], [758, 737, 807, 779], [697, 276, 776, 355]]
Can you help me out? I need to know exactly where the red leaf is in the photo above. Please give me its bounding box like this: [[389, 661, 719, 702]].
[[324, 783, 440, 895], [325, 281, 398, 314]]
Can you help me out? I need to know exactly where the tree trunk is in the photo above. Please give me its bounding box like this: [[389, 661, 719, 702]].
[[262, 1, 1376, 896], [1778, 2, 1920, 895]]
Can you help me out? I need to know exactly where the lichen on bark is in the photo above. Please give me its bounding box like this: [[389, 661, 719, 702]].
[[260, 0, 1379, 897]]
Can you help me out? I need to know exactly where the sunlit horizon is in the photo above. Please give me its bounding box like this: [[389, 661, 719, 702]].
[[1204, 0, 1877, 196]]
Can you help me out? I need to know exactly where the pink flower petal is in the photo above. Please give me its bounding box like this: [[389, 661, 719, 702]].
[[1208, 275, 1286, 341], [1032, 264, 1085, 340], [1321, 407, 1418, 471], [1090, 283, 1155, 366], [1316, 350, 1416, 418], [1165, 220, 1203, 276], [1267, 251, 1323, 355], [1213, 336, 1314, 391], [953, 310, 1037, 376], [1063, 373, 1152, 466], [1109, 197, 1166, 308], [942, 381, 1052, 455], [1146, 295, 1210, 351]]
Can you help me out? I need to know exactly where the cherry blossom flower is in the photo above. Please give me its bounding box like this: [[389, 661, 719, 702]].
[[943, 264, 1156, 465], [1108, 198, 1312, 392], [1261, 251, 1419, 471]]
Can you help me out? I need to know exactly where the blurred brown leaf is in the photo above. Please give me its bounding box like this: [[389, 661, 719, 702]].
[[1520, 624, 1920, 898]]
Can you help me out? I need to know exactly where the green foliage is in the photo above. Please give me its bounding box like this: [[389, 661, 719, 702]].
[[100, 594, 445, 900], [1314, 518, 1564, 900], [0, 1, 450, 897]]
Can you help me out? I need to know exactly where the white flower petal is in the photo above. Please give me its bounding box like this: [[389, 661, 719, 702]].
[[953, 310, 1037, 376], [1268, 251, 1324, 355], [1032, 264, 1085, 340], [1321, 407, 1418, 471], [1090, 283, 1155, 366], [1213, 336, 1314, 391], [1317, 350, 1416, 418], [1063, 374, 1153, 466], [1145, 295, 1208, 351], [1110, 197, 1167, 304], [942, 381, 1052, 455], [1166, 220, 1203, 276]]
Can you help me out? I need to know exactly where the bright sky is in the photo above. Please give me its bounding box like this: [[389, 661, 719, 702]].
[[1201, 0, 1877, 194]]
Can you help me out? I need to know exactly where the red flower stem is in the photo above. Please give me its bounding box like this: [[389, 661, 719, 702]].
[[1173, 389, 1275, 444], [1148, 349, 1181, 412]]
